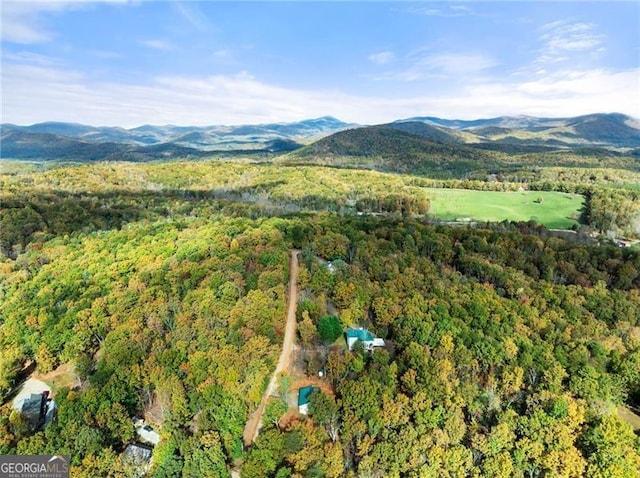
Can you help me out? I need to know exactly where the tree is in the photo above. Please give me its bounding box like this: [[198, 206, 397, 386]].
[[182, 432, 228, 478], [582, 414, 640, 477], [298, 311, 316, 347], [278, 373, 292, 402], [264, 399, 288, 430], [0, 346, 24, 400], [309, 391, 340, 442], [317, 315, 342, 344]]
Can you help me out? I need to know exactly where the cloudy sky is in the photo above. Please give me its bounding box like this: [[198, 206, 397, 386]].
[[1, 1, 639, 126]]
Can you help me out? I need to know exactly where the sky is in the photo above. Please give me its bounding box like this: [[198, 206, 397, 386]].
[[1, 1, 639, 127]]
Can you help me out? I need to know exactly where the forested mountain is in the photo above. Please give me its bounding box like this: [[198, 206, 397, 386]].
[[0, 130, 209, 162], [383, 121, 468, 144], [286, 126, 497, 175], [2, 113, 638, 161], [284, 125, 640, 178]]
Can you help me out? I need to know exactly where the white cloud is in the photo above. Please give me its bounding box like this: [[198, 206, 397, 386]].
[[537, 21, 605, 64], [368, 51, 395, 65], [1, 2, 63, 43], [413, 8, 443, 16], [463, 69, 639, 118], [172, 2, 212, 32], [213, 49, 231, 58], [141, 39, 176, 51], [2, 60, 638, 127], [376, 52, 498, 82], [88, 49, 123, 59], [450, 6, 472, 13], [409, 5, 475, 18], [1, 1, 136, 44], [420, 53, 498, 76], [2, 51, 60, 66]]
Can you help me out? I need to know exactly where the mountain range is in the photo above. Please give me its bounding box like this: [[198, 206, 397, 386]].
[[390, 113, 640, 149], [1, 113, 638, 162]]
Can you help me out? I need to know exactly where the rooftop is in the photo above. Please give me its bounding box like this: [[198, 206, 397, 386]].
[[298, 386, 315, 407], [345, 328, 374, 342], [123, 443, 153, 464], [136, 425, 161, 445]]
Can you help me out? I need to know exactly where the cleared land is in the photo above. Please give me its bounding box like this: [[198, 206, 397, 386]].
[[618, 405, 640, 431], [425, 188, 584, 229]]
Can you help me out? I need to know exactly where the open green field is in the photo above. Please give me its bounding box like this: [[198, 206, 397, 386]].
[[425, 188, 584, 229]]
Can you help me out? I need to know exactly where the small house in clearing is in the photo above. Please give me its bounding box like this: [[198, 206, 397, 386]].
[[345, 327, 385, 352], [298, 386, 315, 415]]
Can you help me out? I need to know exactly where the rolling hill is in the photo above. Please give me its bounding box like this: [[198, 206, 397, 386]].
[[0, 130, 129, 161], [284, 125, 498, 175], [0, 129, 307, 161], [384, 121, 468, 144]]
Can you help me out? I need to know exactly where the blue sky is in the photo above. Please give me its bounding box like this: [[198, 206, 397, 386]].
[[1, 1, 638, 126]]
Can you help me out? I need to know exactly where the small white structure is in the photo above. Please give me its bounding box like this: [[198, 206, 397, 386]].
[[370, 338, 386, 349], [136, 424, 161, 446]]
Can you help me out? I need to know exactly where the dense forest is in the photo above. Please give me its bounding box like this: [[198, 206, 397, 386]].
[[244, 215, 640, 476], [1, 161, 639, 260], [1, 160, 639, 476]]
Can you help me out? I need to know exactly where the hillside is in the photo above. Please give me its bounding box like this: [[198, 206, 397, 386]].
[[0, 117, 351, 161], [385, 121, 469, 143], [568, 113, 640, 145], [0, 130, 303, 161], [0, 130, 129, 161], [0, 130, 208, 161], [286, 126, 497, 175]]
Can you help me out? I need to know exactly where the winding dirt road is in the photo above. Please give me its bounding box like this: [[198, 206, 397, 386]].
[[242, 249, 300, 446]]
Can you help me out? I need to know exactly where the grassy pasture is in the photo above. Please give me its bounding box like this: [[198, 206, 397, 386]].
[[425, 188, 584, 229]]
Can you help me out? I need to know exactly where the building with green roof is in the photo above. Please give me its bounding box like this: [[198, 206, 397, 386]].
[[345, 327, 385, 352], [298, 385, 315, 415]]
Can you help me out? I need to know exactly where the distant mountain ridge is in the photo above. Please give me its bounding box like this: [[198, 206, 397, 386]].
[[394, 113, 640, 148], [284, 113, 640, 176], [0, 116, 356, 161], [1, 116, 353, 146], [1, 113, 638, 161]]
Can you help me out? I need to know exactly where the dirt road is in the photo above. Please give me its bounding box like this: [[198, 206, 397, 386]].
[[242, 249, 300, 446]]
